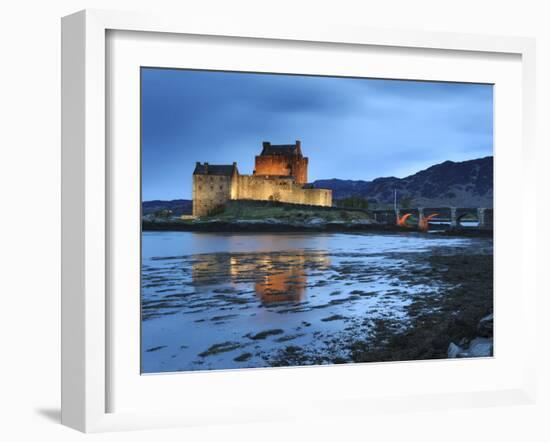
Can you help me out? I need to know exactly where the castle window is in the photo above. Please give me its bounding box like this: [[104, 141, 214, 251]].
[[210, 186, 214, 191], [198, 186, 202, 190], [219, 185, 223, 190]]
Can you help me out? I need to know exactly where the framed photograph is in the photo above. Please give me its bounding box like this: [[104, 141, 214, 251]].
[[61, 9, 537, 432]]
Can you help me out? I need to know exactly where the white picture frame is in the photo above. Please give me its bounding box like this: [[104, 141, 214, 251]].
[[61, 9, 538, 433]]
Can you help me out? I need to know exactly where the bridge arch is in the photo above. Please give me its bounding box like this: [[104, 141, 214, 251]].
[[375, 207, 492, 230], [397, 213, 413, 227], [456, 211, 479, 227], [418, 212, 439, 231]]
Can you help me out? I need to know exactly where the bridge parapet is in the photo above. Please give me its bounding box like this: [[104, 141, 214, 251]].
[[369, 207, 493, 230]]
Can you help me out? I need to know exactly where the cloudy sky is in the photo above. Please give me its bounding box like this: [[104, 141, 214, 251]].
[[141, 68, 493, 201]]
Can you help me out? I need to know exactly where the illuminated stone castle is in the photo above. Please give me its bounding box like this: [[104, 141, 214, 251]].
[[192, 140, 332, 217]]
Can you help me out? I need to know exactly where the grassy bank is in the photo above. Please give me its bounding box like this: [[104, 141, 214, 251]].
[[205, 200, 371, 222]]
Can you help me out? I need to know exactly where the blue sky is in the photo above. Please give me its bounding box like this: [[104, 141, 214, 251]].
[[141, 68, 493, 201]]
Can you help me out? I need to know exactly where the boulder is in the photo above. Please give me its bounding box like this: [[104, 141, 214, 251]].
[[306, 218, 325, 226], [465, 337, 493, 357], [447, 342, 462, 358], [448, 337, 493, 358], [477, 313, 494, 337]]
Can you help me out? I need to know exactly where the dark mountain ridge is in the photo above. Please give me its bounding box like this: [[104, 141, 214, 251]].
[[313, 156, 493, 208]]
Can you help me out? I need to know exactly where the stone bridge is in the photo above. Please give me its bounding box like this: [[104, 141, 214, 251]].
[[369, 207, 493, 231]]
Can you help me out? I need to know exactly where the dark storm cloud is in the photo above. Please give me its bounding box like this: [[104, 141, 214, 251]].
[[141, 68, 493, 200]]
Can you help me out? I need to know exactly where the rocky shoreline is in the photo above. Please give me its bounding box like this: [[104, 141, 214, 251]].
[[142, 218, 493, 237], [265, 251, 493, 366], [447, 313, 493, 358], [357, 252, 493, 362]]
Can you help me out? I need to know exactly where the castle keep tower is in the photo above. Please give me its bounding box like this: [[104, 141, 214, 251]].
[[253, 140, 308, 184], [192, 141, 331, 217], [192, 162, 238, 217]]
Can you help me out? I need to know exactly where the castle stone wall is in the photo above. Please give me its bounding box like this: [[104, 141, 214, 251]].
[[234, 175, 331, 207], [192, 174, 232, 217]]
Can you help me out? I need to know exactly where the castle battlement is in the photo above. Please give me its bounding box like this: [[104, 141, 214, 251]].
[[192, 141, 331, 217]]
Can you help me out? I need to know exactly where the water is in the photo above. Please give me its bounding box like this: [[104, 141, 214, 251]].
[[430, 220, 479, 227], [141, 231, 488, 373]]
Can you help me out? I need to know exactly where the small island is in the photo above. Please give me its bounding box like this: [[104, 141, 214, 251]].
[[143, 141, 492, 235]]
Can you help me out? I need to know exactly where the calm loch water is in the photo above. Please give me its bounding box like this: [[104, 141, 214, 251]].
[[141, 231, 490, 373]]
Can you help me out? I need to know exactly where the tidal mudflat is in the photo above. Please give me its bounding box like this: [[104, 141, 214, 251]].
[[141, 231, 493, 373]]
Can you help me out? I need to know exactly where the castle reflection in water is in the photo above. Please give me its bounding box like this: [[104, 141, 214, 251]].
[[190, 251, 331, 303]]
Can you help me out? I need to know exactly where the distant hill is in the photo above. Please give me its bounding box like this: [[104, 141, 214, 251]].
[[313, 156, 493, 208], [142, 199, 192, 216]]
